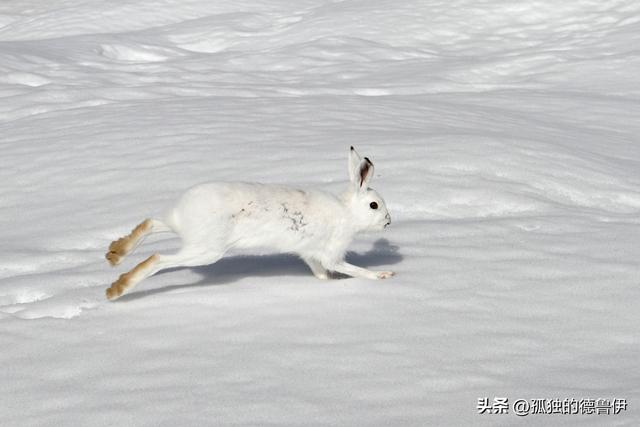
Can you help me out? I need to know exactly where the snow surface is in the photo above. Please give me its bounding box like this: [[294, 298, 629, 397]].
[[1, 0, 639, 425]]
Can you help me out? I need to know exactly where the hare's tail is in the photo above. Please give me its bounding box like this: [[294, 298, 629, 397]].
[[105, 218, 173, 266]]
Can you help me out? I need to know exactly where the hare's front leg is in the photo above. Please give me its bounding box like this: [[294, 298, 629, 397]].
[[327, 261, 394, 280], [303, 257, 329, 280]]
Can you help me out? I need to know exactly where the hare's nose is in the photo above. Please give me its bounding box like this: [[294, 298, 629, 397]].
[[384, 213, 391, 225]]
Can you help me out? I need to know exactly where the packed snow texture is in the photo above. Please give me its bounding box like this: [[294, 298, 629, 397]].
[[1, 0, 639, 425]]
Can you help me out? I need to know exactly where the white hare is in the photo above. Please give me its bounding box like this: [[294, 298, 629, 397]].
[[105, 146, 393, 300]]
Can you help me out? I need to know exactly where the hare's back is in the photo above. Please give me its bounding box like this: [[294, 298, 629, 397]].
[[169, 181, 327, 226]]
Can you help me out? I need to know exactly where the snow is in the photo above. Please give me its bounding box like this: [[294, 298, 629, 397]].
[[1, 0, 639, 425]]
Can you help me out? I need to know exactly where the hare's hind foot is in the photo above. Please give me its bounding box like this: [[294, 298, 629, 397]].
[[105, 273, 128, 300], [106, 249, 224, 301], [106, 254, 159, 300], [105, 219, 161, 266], [105, 237, 130, 266]]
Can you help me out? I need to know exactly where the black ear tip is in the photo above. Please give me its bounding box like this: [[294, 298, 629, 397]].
[[350, 146, 355, 151], [364, 156, 372, 164]]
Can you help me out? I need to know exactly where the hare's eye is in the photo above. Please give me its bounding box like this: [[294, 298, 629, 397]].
[[369, 201, 378, 210]]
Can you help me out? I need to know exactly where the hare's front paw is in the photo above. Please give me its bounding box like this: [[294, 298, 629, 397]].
[[376, 271, 395, 279]]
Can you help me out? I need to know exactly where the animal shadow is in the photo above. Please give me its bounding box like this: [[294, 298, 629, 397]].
[[117, 238, 402, 301]]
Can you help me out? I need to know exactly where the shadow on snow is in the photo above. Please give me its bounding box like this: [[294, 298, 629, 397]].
[[117, 238, 403, 302]]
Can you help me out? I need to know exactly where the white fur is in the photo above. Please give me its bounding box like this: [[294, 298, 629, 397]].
[[108, 147, 393, 298]]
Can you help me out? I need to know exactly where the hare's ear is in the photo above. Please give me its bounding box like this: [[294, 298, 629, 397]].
[[355, 157, 374, 191], [348, 146, 362, 184]]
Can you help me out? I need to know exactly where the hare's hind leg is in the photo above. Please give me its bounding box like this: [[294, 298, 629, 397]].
[[106, 218, 172, 266], [106, 249, 223, 300]]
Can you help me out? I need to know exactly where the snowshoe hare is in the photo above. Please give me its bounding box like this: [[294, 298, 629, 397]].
[[105, 146, 393, 300]]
